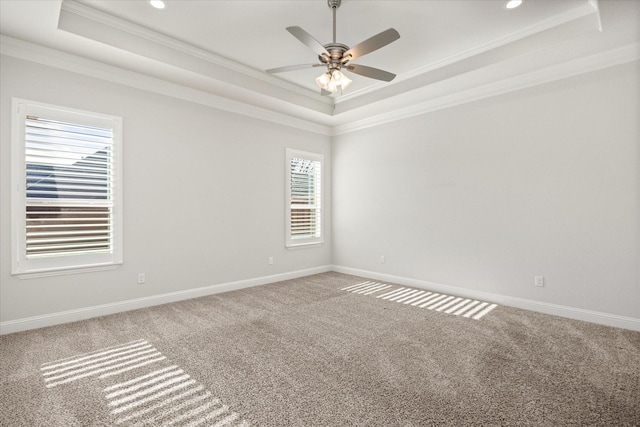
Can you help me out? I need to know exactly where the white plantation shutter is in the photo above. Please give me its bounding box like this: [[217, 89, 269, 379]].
[[12, 99, 123, 275], [286, 149, 323, 247]]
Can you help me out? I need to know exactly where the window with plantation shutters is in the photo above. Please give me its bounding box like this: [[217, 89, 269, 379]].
[[11, 99, 122, 276], [286, 149, 323, 247]]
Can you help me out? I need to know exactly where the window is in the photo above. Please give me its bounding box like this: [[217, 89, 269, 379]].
[[286, 149, 323, 247], [11, 99, 123, 276]]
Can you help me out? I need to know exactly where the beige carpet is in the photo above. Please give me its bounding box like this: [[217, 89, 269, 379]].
[[1, 272, 639, 426]]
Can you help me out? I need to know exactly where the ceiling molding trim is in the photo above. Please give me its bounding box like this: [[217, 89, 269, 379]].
[[587, 0, 603, 31], [332, 42, 640, 136], [335, 1, 598, 104], [59, 0, 328, 107], [0, 35, 332, 136]]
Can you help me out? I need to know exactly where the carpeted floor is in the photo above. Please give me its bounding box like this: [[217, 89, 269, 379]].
[[1, 272, 639, 426]]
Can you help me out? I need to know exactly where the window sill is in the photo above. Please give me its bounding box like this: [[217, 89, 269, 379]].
[[14, 263, 120, 280], [286, 241, 324, 249]]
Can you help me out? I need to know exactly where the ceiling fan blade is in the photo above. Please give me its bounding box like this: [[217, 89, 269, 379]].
[[286, 26, 330, 57], [266, 64, 323, 74], [345, 64, 396, 82], [343, 28, 400, 61]]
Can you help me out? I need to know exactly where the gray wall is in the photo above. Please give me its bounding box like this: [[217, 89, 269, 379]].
[[0, 55, 332, 322], [332, 61, 639, 318]]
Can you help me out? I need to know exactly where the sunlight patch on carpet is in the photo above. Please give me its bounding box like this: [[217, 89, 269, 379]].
[[341, 281, 498, 320], [41, 339, 250, 426], [40, 339, 165, 388]]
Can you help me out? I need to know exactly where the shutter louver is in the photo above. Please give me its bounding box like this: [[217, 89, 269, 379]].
[[24, 115, 114, 258], [290, 157, 321, 240]]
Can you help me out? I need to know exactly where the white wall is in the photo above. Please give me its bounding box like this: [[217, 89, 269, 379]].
[[2, 52, 638, 330], [0, 55, 331, 324], [333, 61, 640, 319]]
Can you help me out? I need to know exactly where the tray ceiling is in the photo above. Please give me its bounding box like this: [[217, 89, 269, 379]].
[[1, 0, 638, 132]]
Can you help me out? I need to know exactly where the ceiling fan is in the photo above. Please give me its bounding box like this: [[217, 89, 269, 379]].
[[266, 0, 400, 96]]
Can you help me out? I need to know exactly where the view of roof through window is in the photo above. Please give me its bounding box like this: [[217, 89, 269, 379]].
[[25, 115, 112, 200]]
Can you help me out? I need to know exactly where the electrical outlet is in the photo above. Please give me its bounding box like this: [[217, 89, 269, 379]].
[[268, 257, 274, 265], [535, 276, 544, 287], [380, 255, 386, 264], [138, 273, 146, 284]]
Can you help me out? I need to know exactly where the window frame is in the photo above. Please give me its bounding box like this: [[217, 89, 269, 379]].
[[11, 98, 123, 278], [285, 148, 324, 248]]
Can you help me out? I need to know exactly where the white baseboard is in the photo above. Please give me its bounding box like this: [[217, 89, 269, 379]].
[[3, 264, 638, 334], [0, 265, 332, 335], [331, 265, 640, 332]]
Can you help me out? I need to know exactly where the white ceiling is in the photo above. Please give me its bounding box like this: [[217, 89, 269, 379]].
[[70, 0, 591, 91], [1, 0, 639, 132]]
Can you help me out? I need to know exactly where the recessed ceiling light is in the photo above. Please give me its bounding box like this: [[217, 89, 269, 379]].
[[149, 0, 166, 9], [505, 0, 524, 9]]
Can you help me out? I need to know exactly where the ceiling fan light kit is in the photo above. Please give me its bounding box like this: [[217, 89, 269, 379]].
[[266, 0, 400, 96], [316, 69, 352, 93]]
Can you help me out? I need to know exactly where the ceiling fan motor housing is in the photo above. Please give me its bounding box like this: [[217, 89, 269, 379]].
[[319, 43, 350, 70]]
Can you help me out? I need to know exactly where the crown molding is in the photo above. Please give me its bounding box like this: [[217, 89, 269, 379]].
[[335, 1, 598, 104], [3, 35, 636, 138], [0, 35, 333, 136], [58, 0, 332, 113], [332, 42, 640, 135], [60, 0, 323, 101]]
